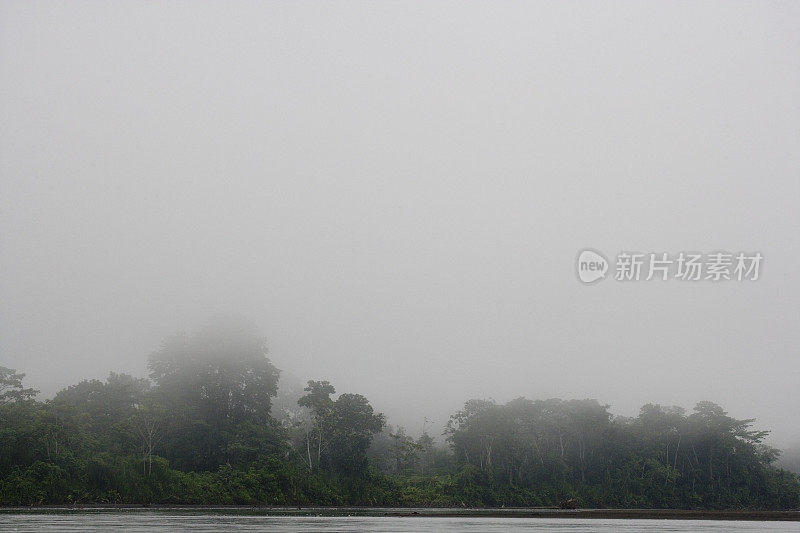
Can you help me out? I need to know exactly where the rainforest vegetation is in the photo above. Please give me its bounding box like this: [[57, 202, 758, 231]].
[[1, 322, 798, 509]]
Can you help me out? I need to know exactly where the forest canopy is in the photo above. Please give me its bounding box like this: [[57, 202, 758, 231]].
[[0, 322, 798, 509]]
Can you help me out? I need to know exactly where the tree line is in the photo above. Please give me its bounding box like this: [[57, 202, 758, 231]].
[[0, 321, 798, 509]]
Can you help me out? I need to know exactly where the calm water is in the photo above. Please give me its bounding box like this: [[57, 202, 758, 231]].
[[0, 513, 798, 532]]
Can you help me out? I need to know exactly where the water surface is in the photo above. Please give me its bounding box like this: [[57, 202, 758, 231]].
[[1, 512, 798, 532]]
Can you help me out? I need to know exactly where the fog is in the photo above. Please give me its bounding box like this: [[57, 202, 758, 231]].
[[1, 2, 798, 448]]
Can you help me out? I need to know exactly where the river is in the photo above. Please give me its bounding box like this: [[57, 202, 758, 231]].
[[1, 512, 799, 532]]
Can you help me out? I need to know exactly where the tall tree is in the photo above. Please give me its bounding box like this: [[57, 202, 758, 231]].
[[297, 381, 384, 476], [147, 319, 281, 470], [297, 380, 335, 469], [328, 393, 385, 476], [0, 366, 38, 405]]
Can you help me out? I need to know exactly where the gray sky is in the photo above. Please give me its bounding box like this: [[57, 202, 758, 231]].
[[1, 1, 798, 445]]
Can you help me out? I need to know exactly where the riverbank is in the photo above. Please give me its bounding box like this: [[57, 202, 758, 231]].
[[1, 506, 799, 521]]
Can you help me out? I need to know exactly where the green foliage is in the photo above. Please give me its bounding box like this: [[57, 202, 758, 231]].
[[147, 320, 282, 471], [0, 343, 798, 509], [295, 381, 385, 476], [441, 398, 800, 510], [0, 366, 38, 406]]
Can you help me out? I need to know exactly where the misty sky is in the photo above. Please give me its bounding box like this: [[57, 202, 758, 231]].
[[1, 2, 798, 445]]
